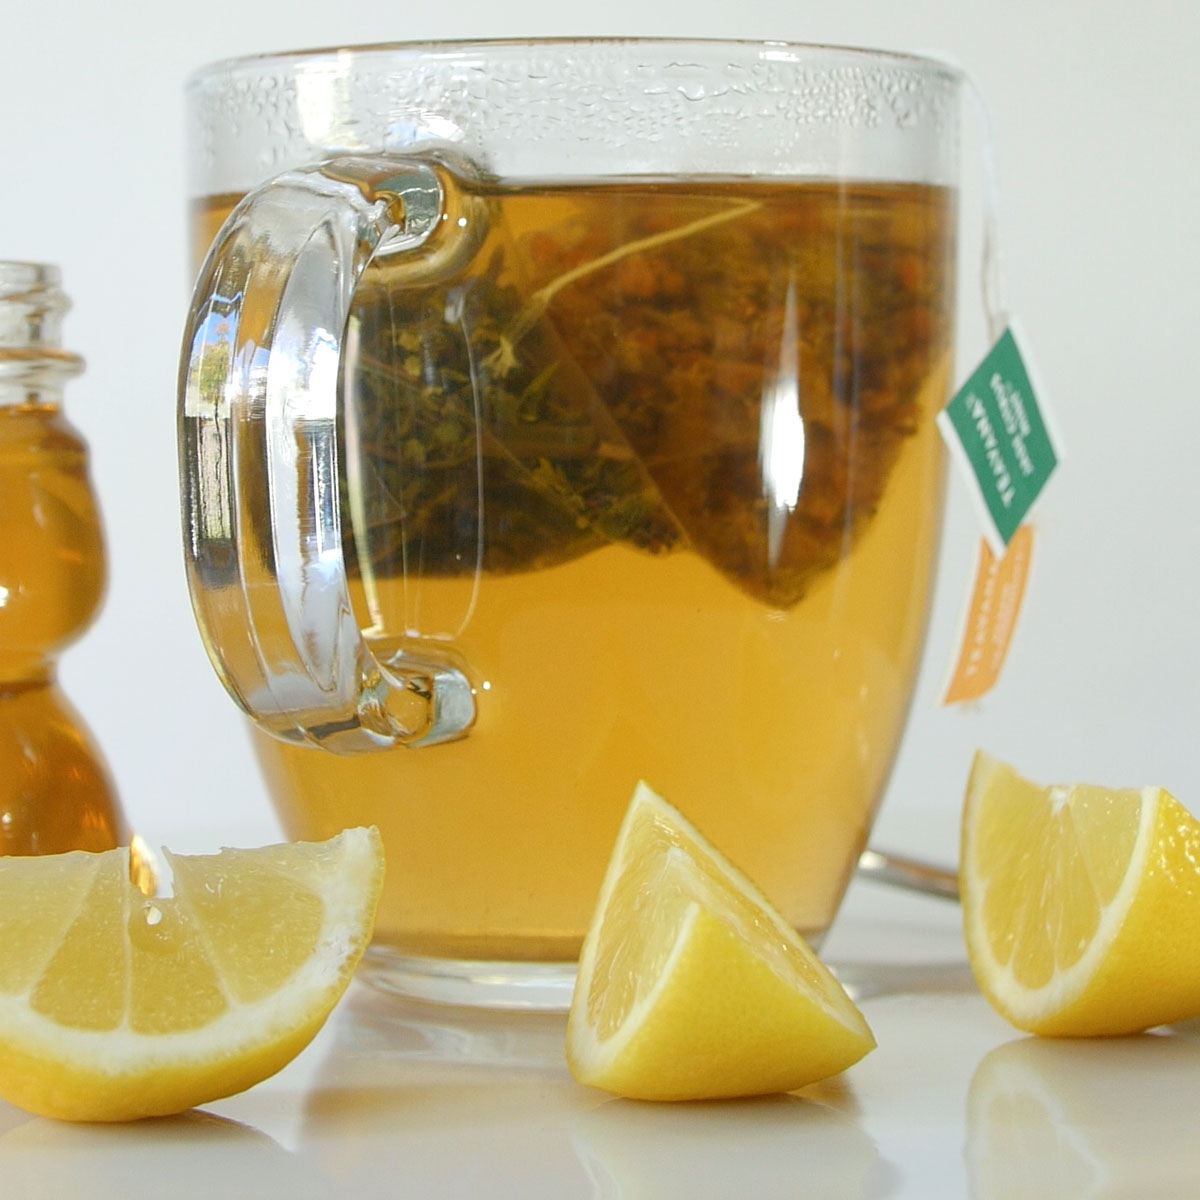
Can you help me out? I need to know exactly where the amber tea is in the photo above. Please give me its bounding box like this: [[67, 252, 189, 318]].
[[192, 174, 954, 967]]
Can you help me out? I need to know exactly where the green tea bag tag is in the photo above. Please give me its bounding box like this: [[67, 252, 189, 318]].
[[937, 323, 1060, 555]]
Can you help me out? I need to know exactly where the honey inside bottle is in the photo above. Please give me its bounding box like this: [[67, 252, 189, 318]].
[[0, 263, 126, 854]]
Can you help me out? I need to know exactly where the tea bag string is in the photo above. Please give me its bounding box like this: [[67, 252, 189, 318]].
[[965, 70, 1010, 344], [501, 199, 761, 351]]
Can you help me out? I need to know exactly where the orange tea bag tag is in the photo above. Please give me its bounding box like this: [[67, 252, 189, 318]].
[[942, 525, 1034, 705]]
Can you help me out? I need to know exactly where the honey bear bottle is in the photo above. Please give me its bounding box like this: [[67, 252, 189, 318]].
[[0, 262, 127, 854]]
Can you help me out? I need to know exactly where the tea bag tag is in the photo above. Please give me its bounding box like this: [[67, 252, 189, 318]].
[[937, 324, 1061, 706], [937, 323, 1060, 557]]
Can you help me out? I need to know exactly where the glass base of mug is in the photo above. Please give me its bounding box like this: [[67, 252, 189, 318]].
[[359, 945, 578, 1010]]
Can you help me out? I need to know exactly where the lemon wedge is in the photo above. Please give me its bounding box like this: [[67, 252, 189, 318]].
[[566, 782, 875, 1100], [961, 751, 1200, 1035], [0, 827, 383, 1121]]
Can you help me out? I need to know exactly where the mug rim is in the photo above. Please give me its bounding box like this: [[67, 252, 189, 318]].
[[186, 36, 964, 92]]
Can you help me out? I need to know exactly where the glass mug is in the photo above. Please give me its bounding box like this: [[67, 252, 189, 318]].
[[180, 39, 960, 1007]]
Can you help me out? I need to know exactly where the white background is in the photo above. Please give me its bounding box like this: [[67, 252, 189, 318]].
[[3, 1, 1197, 873]]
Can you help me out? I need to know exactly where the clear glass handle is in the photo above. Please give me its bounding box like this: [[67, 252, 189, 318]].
[[179, 156, 476, 752]]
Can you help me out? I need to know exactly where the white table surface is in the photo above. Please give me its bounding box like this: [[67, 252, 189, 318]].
[[2, 877, 1198, 1199]]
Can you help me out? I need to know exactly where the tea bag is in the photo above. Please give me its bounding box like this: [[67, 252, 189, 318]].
[[502, 184, 955, 609], [345, 181, 955, 614]]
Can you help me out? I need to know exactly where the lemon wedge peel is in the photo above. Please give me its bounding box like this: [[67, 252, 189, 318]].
[[567, 782, 875, 1101], [0, 827, 383, 1122], [961, 752, 1200, 1037]]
